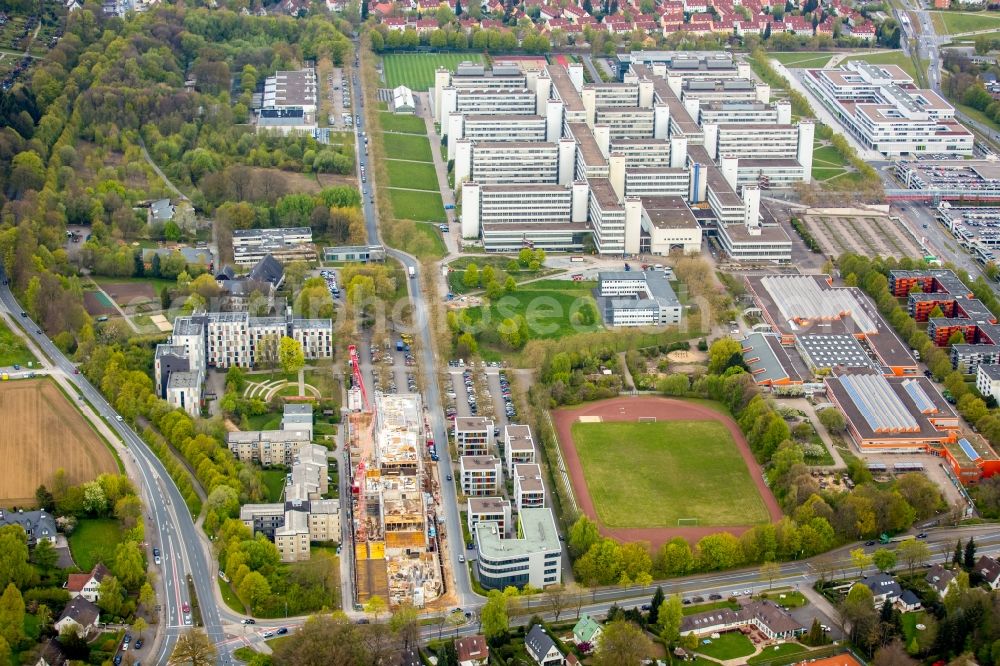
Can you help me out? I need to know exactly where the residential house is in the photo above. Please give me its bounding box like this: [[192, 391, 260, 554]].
[[525, 624, 565, 666], [975, 555, 1000, 589], [926, 564, 957, 598], [35, 638, 68, 666], [896, 589, 922, 612], [514, 463, 545, 510], [415, 18, 438, 33], [573, 614, 603, 647], [855, 573, 902, 607], [148, 198, 175, 224], [456, 635, 490, 666], [0, 509, 57, 547], [54, 597, 100, 638], [680, 600, 805, 640], [384, 16, 408, 29], [65, 563, 111, 603]]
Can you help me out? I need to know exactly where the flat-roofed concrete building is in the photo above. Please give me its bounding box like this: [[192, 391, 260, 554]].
[[282, 404, 313, 439], [263, 68, 318, 113], [503, 424, 535, 477], [638, 196, 702, 255], [463, 182, 590, 252], [467, 497, 512, 536], [275, 510, 310, 562], [597, 270, 683, 327], [166, 371, 202, 417], [232, 227, 314, 266], [460, 455, 502, 497], [513, 463, 545, 510], [474, 508, 562, 589], [228, 429, 311, 466], [802, 61, 973, 156], [455, 416, 494, 456]]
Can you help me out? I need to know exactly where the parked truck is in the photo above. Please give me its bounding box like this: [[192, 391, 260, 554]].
[[408, 266, 416, 278]]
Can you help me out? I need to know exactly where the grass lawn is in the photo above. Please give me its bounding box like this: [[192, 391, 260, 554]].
[[92, 275, 177, 294], [901, 611, 930, 643], [930, 10, 1000, 34], [683, 600, 740, 616], [843, 51, 917, 78], [747, 643, 809, 664], [388, 188, 444, 222], [261, 469, 287, 502], [769, 51, 834, 68], [244, 412, 283, 431], [690, 659, 722, 666], [464, 280, 601, 341], [569, 420, 770, 528], [763, 589, 808, 608], [446, 255, 562, 294], [696, 632, 755, 661], [219, 578, 248, 614], [383, 132, 434, 162], [233, 646, 259, 662], [378, 111, 427, 134], [386, 159, 440, 191], [382, 52, 486, 89], [69, 518, 123, 572], [0, 317, 36, 367]]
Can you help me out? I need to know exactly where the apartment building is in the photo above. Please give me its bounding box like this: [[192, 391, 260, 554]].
[[454, 416, 494, 456], [460, 455, 502, 497], [275, 511, 310, 562], [803, 61, 974, 156], [513, 463, 545, 510], [474, 508, 562, 590], [227, 429, 311, 466], [282, 403, 313, 439], [231, 227, 315, 266], [154, 345, 190, 399], [165, 371, 202, 417], [467, 497, 512, 536], [503, 424, 535, 477]]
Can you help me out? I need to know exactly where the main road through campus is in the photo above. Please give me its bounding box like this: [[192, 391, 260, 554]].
[[0, 268, 237, 666]]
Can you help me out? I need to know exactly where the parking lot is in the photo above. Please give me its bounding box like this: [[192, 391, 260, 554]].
[[325, 66, 351, 128]]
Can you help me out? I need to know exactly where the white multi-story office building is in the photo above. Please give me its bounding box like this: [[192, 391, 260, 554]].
[[596, 107, 654, 139], [802, 60, 973, 156], [597, 270, 684, 327], [231, 227, 315, 266], [462, 182, 590, 252], [456, 142, 560, 186], [474, 508, 562, 590]]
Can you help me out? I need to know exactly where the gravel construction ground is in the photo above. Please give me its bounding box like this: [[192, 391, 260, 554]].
[[802, 212, 923, 260]]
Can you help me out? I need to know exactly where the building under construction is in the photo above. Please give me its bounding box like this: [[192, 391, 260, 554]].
[[349, 392, 442, 608]]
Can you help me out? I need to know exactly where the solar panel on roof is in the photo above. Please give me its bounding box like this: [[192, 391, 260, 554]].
[[840, 374, 919, 433], [902, 379, 937, 414], [867, 463, 888, 471], [958, 438, 982, 462]]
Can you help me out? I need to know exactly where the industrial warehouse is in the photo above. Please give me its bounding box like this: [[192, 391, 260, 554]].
[[742, 272, 1000, 484]]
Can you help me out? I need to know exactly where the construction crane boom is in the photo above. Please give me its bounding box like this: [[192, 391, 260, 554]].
[[347, 344, 370, 411]]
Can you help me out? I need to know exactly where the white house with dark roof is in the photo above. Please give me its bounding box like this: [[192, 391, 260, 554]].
[[525, 624, 565, 665], [926, 564, 957, 598], [897, 589, 922, 612], [680, 600, 804, 640], [854, 573, 902, 607], [975, 555, 1000, 589], [54, 597, 100, 638]]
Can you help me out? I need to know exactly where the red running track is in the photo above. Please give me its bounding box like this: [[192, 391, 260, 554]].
[[552, 396, 783, 549]]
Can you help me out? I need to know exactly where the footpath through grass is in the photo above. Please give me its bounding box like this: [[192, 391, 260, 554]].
[[569, 420, 770, 528], [930, 9, 1000, 34], [768, 51, 834, 68], [382, 52, 486, 89], [0, 317, 36, 367], [69, 518, 124, 571]]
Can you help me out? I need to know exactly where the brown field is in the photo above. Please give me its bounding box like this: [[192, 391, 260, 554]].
[[83, 291, 117, 316], [245, 167, 356, 194], [0, 379, 118, 505], [97, 282, 156, 307]]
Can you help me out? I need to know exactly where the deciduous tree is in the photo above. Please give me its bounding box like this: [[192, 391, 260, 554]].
[[593, 620, 654, 666], [0, 583, 25, 648], [278, 336, 305, 375], [169, 629, 217, 666]]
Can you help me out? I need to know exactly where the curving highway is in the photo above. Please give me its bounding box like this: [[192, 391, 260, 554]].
[[0, 269, 233, 665]]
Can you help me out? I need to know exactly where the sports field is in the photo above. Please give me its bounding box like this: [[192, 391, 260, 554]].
[[384, 133, 434, 162], [383, 53, 487, 90], [388, 189, 445, 222], [0, 379, 118, 504], [386, 159, 439, 191], [570, 420, 770, 528]]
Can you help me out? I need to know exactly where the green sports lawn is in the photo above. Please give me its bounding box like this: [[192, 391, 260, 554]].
[[378, 111, 427, 134], [383, 133, 434, 162], [386, 159, 440, 191], [388, 188, 445, 221], [769, 51, 834, 68], [931, 10, 1000, 34], [570, 421, 770, 528], [382, 53, 487, 90]]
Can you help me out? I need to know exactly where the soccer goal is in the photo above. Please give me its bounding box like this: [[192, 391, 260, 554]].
[[638, 416, 658, 423], [677, 518, 699, 526]]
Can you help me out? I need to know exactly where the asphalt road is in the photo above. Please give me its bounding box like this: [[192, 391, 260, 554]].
[[352, 46, 477, 606], [0, 272, 235, 665]]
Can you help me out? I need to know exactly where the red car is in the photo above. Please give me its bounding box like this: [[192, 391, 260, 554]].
[[182, 602, 190, 613]]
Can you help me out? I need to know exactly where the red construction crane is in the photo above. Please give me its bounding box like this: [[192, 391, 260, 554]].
[[347, 344, 370, 411]]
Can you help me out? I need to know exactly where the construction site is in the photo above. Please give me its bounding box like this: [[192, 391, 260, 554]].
[[346, 344, 444, 608]]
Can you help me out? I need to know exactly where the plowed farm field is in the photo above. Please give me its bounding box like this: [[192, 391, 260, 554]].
[[0, 379, 117, 504]]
